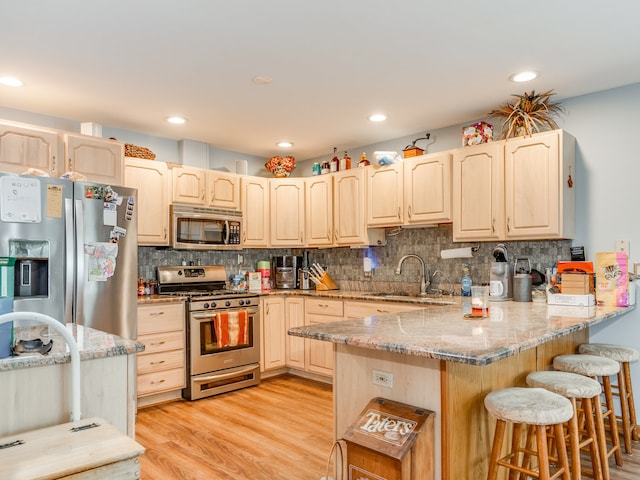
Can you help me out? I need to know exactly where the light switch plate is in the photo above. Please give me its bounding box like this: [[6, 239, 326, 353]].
[[616, 240, 629, 253]]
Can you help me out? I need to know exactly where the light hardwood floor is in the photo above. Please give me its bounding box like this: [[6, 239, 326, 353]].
[[136, 374, 640, 480], [136, 374, 334, 480]]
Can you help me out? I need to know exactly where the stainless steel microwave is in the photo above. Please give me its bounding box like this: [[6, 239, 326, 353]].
[[170, 204, 242, 250]]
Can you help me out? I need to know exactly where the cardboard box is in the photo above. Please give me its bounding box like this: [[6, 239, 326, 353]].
[[547, 293, 596, 307], [547, 305, 597, 318], [595, 252, 628, 306], [561, 273, 595, 294], [557, 261, 594, 274], [247, 271, 262, 293]]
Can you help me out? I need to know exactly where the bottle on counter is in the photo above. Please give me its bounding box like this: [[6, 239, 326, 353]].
[[320, 159, 330, 175], [340, 150, 351, 171], [330, 147, 339, 173], [461, 264, 472, 297], [357, 152, 370, 167]]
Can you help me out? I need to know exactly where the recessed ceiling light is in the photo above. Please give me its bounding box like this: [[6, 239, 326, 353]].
[[0, 76, 23, 87], [277, 141, 293, 148], [369, 113, 387, 122], [252, 76, 273, 85], [510, 71, 538, 83], [166, 116, 187, 125]]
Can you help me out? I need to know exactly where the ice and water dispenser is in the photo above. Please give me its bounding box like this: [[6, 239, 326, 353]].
[[9, 240, 49, 299]]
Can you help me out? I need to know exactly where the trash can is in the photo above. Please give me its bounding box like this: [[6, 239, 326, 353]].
[[342, 397, 435, 480]]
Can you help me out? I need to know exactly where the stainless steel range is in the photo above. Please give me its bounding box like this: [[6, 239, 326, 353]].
[[157, 265, 260, 400]]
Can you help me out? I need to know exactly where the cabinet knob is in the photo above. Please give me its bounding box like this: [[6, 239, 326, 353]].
[[408, 205, 412, 218], [149, 311, 165, 316], [397, 207, 401, 219], [506, 217, 511, 232]]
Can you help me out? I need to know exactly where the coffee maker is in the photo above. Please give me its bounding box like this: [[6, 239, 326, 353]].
[[489, 244, 513, 301], [271, 255, 303, 289]]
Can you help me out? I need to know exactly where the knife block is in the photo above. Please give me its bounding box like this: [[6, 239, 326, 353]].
[[315, 272, 339, 291]]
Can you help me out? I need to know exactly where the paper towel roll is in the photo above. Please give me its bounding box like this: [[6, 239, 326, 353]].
[[440, 247, 474, 259]]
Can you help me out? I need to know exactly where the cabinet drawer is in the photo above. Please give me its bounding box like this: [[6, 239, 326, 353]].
[[304, 298, 343, 316], [138, 331, 184, 355], [137, 367, 185, 397], [137, 349, 185, 375], [138, 303, 184, 335], [344, 301, 422, 318]]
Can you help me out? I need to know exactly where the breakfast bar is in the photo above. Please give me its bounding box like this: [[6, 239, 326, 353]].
[[288, 300, 635, 479]]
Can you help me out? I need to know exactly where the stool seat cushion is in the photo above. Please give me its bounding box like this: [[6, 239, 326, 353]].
[[553, 354, 620, 377], [484, 387, 573, 425], [578, 343, 640, 363], [526, 370, 601, 399]]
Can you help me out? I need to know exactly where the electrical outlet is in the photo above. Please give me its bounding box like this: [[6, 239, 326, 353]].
[[372, 369, 393, 388], [237, 253, 244, 264], [616, 240, 629, 253]]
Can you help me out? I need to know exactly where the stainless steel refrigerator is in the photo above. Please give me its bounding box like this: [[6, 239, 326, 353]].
[[0, 173, 138, 339]]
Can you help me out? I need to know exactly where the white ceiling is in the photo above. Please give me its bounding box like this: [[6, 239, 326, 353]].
[[2, 1, 640, 161]]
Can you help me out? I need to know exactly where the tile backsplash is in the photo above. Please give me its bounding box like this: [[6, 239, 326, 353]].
[[139, 224, 572, 295]]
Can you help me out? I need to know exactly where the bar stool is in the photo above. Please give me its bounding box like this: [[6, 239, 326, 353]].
[[484, 387, 572, 480], [526, 370, 604, 480], [579, 343, 640, 453], [553, 354, 623, 472]]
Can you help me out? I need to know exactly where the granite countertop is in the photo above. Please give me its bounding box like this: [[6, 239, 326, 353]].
[[0, 324, 144, 371], [137, 295, 186, 305], [288, 299, 635, 366]]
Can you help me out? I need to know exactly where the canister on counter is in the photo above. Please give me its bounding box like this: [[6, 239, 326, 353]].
[[312, 162, 321, 176], [257, 260, 271, 291]]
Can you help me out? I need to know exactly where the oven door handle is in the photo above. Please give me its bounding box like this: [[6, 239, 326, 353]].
[[193, 365, 257, 383], [191, 313, 217, 320]]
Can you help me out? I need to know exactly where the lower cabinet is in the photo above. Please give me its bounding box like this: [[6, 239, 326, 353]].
[[136, 302, 186, 406], [260, 297, 287, 372], [303, 298, 344, 377], [343, 301, 423, 318], [285, 297, 305, 370]]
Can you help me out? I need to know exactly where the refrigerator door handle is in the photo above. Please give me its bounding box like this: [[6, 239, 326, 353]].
[[74, 198, 85, 326], [64, 198, 75, 324]]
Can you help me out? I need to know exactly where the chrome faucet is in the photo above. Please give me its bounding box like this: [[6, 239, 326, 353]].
[[429, 269, 453, 296], [395, 254, 430, 296]]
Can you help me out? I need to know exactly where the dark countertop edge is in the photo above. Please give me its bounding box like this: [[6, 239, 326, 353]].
[[137, 295, 186, 305], [288, 304, 635, 366]]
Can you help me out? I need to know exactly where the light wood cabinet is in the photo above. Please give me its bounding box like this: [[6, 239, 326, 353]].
[[206, 170, 241, 210], [452, 129, 575, 242], [285, 297, 305, 370], [270, 178, 305, 247], [170, 164, 206, 205], [343, 301, 423, 318], [305, 175, 333, 247], [304, 298, 343, 377], [260, 297, 287, 371], [504, 130, 575, 240], [241, 176, 270, 247], [0, 120, 64, 177], [367, 163, 404, 226], [333, 168, 368, 245], [123, 158, 170, 245], [452, 141, 505, 241], [136, 302, 186, 403], [404, 151, 452, 225], [64, 133, 124, 185]]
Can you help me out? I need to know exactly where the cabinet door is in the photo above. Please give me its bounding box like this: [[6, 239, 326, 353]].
[[305, 176, 333, 247], [505, 130, 574, 239], [404, 152, 452, 225], [241, 176, 270, 247], [333, 168, 367, 245], [367, 163, 403, 226], [452, 142, 504, 241], [285, 297, 305, 369], [170, 165, 206, 205], [261, 297, 286, 371], [124, 158, 169, 245], [304, 313, 335, 377], [0, 121, 63, 176], [206, 170, 240, 210], [270, 178, 305, 247], [64, 133, 124, 185]]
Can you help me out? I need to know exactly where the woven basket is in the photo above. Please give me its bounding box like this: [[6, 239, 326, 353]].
[[125, 143, 156, 160]]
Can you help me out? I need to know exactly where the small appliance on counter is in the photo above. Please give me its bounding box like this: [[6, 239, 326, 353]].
[[271, 255, 302, 289], [489, 244, 513, 301]]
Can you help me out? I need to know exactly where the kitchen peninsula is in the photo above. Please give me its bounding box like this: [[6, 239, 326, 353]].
[[0, 324, 143, 438], [288, 299, 634, 479]]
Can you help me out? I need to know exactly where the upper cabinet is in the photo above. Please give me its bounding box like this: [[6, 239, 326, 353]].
[[305, 175, 333, 247], [206, 170, 241, 210], [64, 133, 124, 185], [170, 164, 206, 205], [333, 168, 368, 245], [241, 176, 270, 248], [124, 158, 170, 245], [452, 130, 575, 241], [0, 120, 64, 177], [270, 178, 305, 247], [366, 163, 404, 227], [404, 152, 452, 225]]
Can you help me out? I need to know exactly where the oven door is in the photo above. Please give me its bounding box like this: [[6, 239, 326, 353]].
[[189, 306, 260, 377]]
